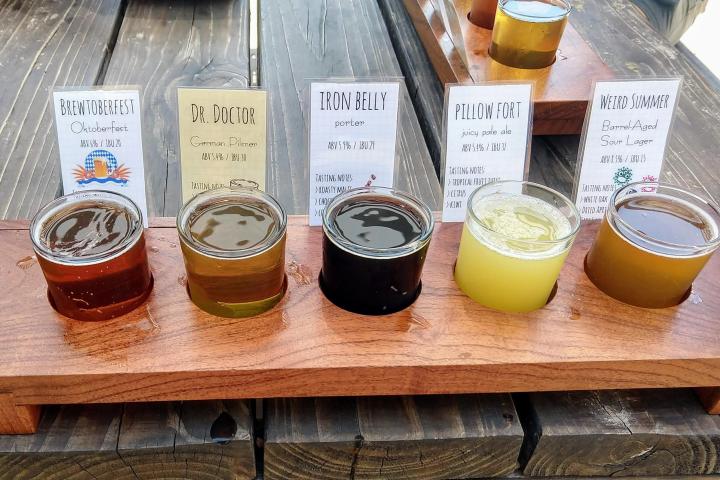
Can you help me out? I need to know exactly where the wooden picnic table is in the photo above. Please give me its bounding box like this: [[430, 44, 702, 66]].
[[0, 0, 719, 479]]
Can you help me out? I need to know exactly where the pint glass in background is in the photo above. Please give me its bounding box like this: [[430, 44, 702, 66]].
[[489, 0, 571, 69], [30, 190, 153, 321], [454, 181, 580, 312], [585, 182, 720, 308], [177, 187, 287, 318]]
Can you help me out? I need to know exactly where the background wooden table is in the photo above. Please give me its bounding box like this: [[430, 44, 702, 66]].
[[0, 0, 719, 479]]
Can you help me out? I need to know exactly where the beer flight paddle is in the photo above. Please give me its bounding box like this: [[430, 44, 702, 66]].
[[29, 181, 720, 320]]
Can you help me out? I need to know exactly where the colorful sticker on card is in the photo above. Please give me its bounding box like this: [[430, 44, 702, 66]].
[[308, 81, 401, 226], [53, 88, 149, 226], [441, 83, 532, 222], [574, 79, 681, 220], [177, 87, 267, 202]]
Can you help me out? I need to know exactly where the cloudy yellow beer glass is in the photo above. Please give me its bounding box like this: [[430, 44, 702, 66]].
[[454, 181, 580, 312]]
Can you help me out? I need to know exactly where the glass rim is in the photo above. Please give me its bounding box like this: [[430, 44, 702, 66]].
[[322, 186, 435, 259], [466, 180, 581, 247], [608, 181, 720, 253], [176, 186, 287, 260], [498, 0, 572, 21], [30, 189, 144, 266]]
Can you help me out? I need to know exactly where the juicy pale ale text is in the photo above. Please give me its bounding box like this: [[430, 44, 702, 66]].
[[31, 192, 152, 321], [489, 0, 570, 69], [586, 191, 720, 308], [321, 188, 433, 315]]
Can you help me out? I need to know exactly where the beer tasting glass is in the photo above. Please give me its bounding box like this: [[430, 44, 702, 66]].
[[30, 190, 153, 321], [177, 186, 287, 318], [320, 186, 434, 315], [585, 182, 720, 308], [489, 0, 571, 69], [454, 181, 580, 312]]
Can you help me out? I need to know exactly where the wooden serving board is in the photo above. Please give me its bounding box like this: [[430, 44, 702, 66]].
[[403, 0, 615, 134], [1, 217, 720, 434]]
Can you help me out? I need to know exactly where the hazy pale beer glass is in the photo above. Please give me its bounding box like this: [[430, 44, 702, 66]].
[[489, 0, 571, 69], [30, 190, 153, 321], [585, 182, 720, 308], [454, 181, 580, 312], [177, 187, 287, 318]]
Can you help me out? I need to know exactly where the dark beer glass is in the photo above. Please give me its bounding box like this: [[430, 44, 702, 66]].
[[30, 190, 153, 321], [320, 187, 434, 315], [177, 187, 287, 318]]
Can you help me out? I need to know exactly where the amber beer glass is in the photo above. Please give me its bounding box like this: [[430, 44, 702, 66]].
[[489, 0, 571, 69], [177, 186, 287, 318], [585, 182, 720, 308], [30, 190, 153, 321]]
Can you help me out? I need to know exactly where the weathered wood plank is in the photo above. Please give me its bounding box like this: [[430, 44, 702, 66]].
[[264, 395, 522, 480], [102, 0, 250, 217], [377, 0, 444, 173], [0, 404, 131, 480], [117, 400, 255, 479], [261, 0, 442, 212], [0, 0, 124, 220], [521, 389, 720, 477]]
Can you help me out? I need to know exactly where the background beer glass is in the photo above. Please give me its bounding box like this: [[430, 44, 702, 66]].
[[489, 0, 571, 69]]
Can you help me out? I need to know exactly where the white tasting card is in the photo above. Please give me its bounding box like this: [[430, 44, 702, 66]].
[[574, 79, 681, 220], [53, 88, 149, 226], [441, 83, 532, 222], [308, 81, 400, 226]]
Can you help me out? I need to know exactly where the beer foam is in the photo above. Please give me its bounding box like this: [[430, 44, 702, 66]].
[[467, 192, 573, 258], [502, 0, 568, 22]]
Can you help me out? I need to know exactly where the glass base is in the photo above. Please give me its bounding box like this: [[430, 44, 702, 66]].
[[318, 271, 422, 316], [48, 275, 154, 322], [187, 276, 288, 318]]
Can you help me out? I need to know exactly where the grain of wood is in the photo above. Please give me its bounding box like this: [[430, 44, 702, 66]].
[[0, 401, 255, 479], [0, 0, 124, 220], [117, 400, 255, 479], [1, 218, 720, 408], [102, 0, 251, 217], [377, 0, 445, 173], [264, 395, 522, 480], [0, 393, 40, 434], [261, 0, 441, 212], [0, 404, 132, 480], [522, 390, 720, 477]]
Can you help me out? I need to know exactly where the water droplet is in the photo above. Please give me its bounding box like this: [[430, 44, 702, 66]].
[[689, 291, 703, 305], [287, 260, 312, 286], [408, 313, 430, 329], [169, 243, 177, 248], [16, 255, 36, 270], [149, 246, 160, 253], [210, 411, 237, 445]]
